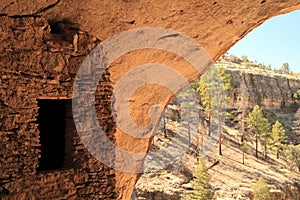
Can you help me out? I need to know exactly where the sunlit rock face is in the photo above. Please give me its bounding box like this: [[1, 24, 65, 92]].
[[1, 0, 300, 199], [227, 69, 300, 111]]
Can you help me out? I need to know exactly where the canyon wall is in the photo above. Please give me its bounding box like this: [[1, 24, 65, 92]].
[[227, 69, 300, 111], [0, 0, 300, 199]]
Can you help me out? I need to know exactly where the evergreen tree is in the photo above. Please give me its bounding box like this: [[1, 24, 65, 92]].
[[280, 62, 290, 74], [241, 55, 249, 62], [190, 158, 214, 200], [293, 90, 300, 103], [291, 108, 300, 140], [247, 105, 269, 159], [269, 120, 287, 159], [266, 64, 272, 71], [196, 65, 231, 155], [260, 119, 271, 159], [163, 111, 167, 138], [240, 141, 249, 165], [258, 63, 266, 71], [178, 86, 200, 145], [197, 77, 212, 135], [284, 145, 300, 172], [238, 70, 248, 164], [252, 177, 273, 200]]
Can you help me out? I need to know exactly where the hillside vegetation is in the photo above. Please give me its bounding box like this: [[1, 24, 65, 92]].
[[132, 55, 300, 200]]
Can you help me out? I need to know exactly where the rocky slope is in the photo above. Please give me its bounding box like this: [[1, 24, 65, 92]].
[[133, 126, 300, 200], [132, 67, 300, 200]]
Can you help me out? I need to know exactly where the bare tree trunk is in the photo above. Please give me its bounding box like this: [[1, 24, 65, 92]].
[[218, 114, 222, 156], [188, 119, 191, 145], [264, 141, 267, 159], [256, 134, 258, 159], [241, 108, 245, 143], [163, 112, 167, 138], [241, 110, 245, 164], [208, 112, 212, 137], [240, 71, 247, 163]]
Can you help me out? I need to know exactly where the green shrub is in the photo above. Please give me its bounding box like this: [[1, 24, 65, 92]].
[[190, 158, 214, 200], [252, 177, 273, 200]]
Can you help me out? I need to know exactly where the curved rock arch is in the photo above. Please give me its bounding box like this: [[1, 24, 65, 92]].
[[1, 0, 300, 199]]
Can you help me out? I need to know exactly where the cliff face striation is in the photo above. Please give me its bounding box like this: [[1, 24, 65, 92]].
[[227, 68, 300, 112], [226, 67, 300, 144]]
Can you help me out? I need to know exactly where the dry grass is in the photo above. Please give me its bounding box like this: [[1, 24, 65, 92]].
[[205, 125, 300, 199], [134, 123, 300, 199]]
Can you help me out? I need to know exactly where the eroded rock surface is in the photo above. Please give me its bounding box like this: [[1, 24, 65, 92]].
[[1, 0, 300, 199]]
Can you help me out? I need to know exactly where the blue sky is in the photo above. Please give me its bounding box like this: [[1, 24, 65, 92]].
[[228, 10, 300, 73]]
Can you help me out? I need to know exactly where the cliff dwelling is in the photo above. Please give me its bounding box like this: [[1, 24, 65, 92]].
[[0, 0, 300, 199]]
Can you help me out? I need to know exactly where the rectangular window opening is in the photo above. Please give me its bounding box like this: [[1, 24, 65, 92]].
[[37, 99, 74, 171]]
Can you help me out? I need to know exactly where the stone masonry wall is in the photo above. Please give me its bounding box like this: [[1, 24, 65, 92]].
[[0, 16, 116, 199]]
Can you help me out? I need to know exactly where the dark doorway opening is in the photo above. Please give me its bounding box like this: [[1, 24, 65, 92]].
[[37, 99, 69, 171]]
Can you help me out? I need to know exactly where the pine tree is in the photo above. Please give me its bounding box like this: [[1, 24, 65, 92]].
[[266, 64, 272, 71], [190, 158, 214, 200], [196, 65, 231, 155], [293, 90, 300, 103], [241, 55, 249, 62], [240, 141, 249, 164], [178, 86, 200, 145], [258, 63, 266, 70], [284, 145, 300, 172], [247, 105, 270, 159], [238, 70, 248, 164], [163, 111, 167, 138], [280, 62, 290, 74], [269, 120, 287, 159], [260, 120, 271, 159], [197, 77, 212, 135], [252, 177, 273, 200], [291, 108, 300, 140]]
